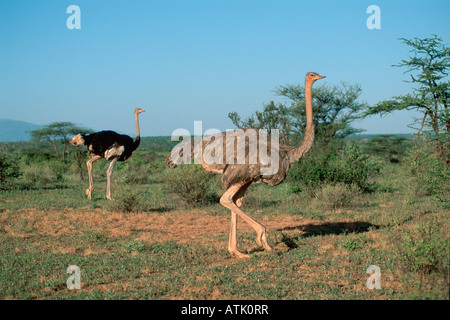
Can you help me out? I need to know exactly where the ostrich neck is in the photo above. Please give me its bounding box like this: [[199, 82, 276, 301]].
[[135, 112, 141, 139], [133, 112, 141, 149], [304, 82, 313, 126], [288, 81, 315, 165]]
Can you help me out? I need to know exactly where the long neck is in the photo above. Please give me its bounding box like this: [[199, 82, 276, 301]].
[[132, 112, 141, 150], [288, 79, 315, 164]]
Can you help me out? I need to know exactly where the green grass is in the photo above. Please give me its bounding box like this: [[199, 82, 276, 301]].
[[0, 137, 448, 300]]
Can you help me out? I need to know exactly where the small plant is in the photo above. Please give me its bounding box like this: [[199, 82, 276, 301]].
[[124, 240, 147, 253], [114, 160, 153, 185], [312, 183, 361, 211], [89, 231, 106, 242], [342, 237, 362, 251], [165, 165, 218, 206], [72, 150, 88, 181], [110, 191, 143, 213], [392, 216, 449, 276]]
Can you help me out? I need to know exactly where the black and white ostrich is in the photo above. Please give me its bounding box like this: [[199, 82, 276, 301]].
[[69, 108, 145, 200]]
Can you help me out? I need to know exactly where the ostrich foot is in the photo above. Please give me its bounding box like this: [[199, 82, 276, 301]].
[[255, 229, 272, 252], [85, 188, 92, 200], [228, 246, 250, 259]]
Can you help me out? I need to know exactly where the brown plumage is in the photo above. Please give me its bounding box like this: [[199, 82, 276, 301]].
[[167, 72, 325, 258]]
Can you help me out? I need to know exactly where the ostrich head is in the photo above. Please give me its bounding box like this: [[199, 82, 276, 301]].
[[306, 72, 326, 84], [135, 108, 145, 114], [69, 134, 85, 147]]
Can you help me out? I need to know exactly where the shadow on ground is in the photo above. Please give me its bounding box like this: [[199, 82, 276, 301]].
[[276, 221, 379, 249], [279, 221, 379, 237]]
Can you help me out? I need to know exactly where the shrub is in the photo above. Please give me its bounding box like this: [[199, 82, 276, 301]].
[[312, 183, 361, 211], [47, 160, 68, 182], [362, 134, 411, 163], [165, 165, 218, 206], [288, 147, 331, 196], [114, 163, 152, 185], [0, 148, 21, 188], [109, 191, 143, 213], [331, 144, 379, 190], [21, 163, 55, 185], [71, 150, 88, 181], [392, 216, 449, 276], [288, 143, 379, 196], [404, 143, 449, 201]]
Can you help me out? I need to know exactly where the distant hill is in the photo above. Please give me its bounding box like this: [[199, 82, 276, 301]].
[[0, 119, 42, 142]]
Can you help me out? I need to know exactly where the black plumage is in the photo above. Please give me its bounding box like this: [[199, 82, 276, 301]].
[[82, 130, 139, 161], [69, 108, 145, 200]]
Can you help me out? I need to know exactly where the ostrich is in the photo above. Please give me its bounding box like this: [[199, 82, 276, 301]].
[[166, 72, 325, 258], [69, 108, 145, 200]]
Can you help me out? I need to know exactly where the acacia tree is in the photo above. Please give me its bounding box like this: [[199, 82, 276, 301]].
[[364, 35, 449, 163], [229, 82, 367, 148], [229, 101, 293, 143], [30, 122, 90, 161]]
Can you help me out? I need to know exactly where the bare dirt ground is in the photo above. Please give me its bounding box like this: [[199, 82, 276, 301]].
[[3, 207, 313, 251]]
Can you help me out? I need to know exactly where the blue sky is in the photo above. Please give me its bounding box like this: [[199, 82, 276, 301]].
[[0, 0, 449, 137]]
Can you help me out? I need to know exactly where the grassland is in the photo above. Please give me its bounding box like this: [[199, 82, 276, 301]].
[[0, 137, 448, 300]]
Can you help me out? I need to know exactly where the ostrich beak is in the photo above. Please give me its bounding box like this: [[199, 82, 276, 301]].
[[319, 75, 326, 79]]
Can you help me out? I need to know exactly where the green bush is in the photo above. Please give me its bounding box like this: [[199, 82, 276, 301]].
[[393, 216, 449, 276], [109, 191, 144, 213], [19, 160, 68, 187], [114, 163, 152, 185], [21, 164, 55, 185], [404, 143, 449, 201], [165, 165, 218, 206], [288, 143, 379, 196], [362, 134, 411, 163], [312, 182, 361, 211], [0, 148, 21, 188], [333, 144, 379, 189]]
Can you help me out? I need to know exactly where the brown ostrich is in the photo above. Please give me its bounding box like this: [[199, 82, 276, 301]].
[[166, 72, 325, 258], [69, 108, 145, 200]]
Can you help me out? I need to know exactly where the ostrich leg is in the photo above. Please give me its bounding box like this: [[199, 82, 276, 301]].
[[221, 181, 272, 258], [228, 182, 251, 258], [106, 157, 119, 200], [86, 155, 101, 200]]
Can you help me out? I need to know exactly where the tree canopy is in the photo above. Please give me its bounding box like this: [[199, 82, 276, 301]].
[[229, 82, 367, 148], [30, 122, 91, 161], [364, 35, 449, 163]]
